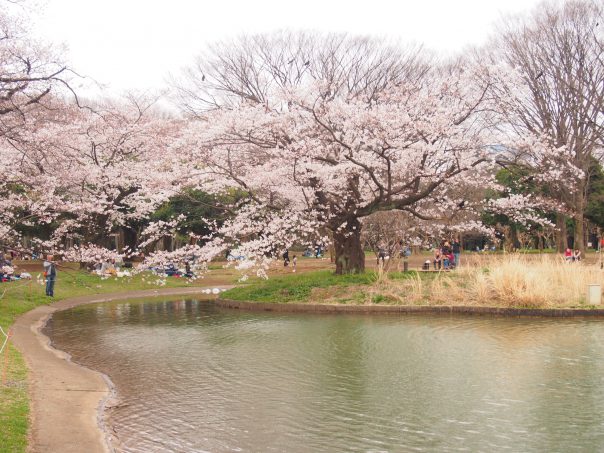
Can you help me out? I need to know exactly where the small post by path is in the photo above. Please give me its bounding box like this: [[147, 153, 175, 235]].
[[588, 284, 602, 305]]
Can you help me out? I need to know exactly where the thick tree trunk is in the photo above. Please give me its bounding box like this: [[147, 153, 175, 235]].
[[574, 192, 586, 253], [510, 226, 520, 251], [122, 227, 138, 252], [333, 218, 365, 275], [555, 213, 568, 253], [502, 225, 516, 252], [574, 214, 585, 252], [503, 235, 513, 252]]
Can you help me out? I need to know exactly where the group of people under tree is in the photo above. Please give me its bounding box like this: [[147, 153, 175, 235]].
[[91, 258, 120, 276], [432, 239, 461, 270], [372, 237, 462, 271]]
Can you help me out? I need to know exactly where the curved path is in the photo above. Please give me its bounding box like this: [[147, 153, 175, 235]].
[[11, 287, 231, 453]]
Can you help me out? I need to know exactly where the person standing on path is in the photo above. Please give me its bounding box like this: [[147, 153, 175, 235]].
[[43, 255, 56, 297], [452, 239, 461, 267]]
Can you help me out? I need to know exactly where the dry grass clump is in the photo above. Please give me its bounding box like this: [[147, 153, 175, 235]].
[[376, 255, 604, 308], [463, 255, 603, 307]]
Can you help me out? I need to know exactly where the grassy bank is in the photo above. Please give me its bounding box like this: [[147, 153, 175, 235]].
[[222, 270, 374, 303], [221, 269, 431, 304], [0, 266, 237, 452], [222, 256, 604, 308]]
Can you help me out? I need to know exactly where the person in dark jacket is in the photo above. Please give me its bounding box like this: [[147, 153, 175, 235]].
[[43, 255, 57, 297], [452, 239, 461, 267]]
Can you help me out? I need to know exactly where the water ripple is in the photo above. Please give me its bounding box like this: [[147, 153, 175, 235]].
[[45, 299, 604, 453]]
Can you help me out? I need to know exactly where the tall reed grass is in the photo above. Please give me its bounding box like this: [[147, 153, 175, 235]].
[[373, 255, 604, 308]]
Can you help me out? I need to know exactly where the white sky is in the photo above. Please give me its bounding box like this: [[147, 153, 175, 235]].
[[28, 0, 543, 95]]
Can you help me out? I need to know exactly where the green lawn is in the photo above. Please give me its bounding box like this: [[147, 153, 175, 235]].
[[0, 267, 236, 452], [220, 269, 426, 303]]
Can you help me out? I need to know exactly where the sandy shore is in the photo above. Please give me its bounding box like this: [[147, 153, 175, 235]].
[[11, 287, 231, 453]]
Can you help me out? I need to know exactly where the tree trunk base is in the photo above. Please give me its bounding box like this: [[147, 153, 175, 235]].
[[333, 218, 365, 275]]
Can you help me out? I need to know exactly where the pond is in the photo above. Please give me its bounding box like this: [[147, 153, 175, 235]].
[[45, 298, 604, 452]]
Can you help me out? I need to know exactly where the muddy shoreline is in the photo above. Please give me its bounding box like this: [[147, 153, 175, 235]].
[[215, 299, 604, 317]]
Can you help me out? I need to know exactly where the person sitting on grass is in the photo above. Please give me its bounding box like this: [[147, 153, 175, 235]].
[[184, 261, 194, 278], [442, 241, 452, 269], [564, 248, 573, 262], [573, 249, 582, 262], [93, 257, 103, 273], [164, 263, 180, 276], [99, 259, 117, 276], [0, 265, 13, 282], [444, 250, 455, 269]]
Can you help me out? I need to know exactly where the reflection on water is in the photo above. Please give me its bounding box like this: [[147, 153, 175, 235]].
[[46, 299, 604, 452]]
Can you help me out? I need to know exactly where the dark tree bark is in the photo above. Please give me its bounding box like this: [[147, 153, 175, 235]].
[[122, 227, 138, 252], [574, 190, 587, 252], [556, 213, 568, 252], [332, 217, 365, 274]]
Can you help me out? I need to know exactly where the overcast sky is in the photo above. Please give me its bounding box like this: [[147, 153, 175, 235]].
[[29, 0, 543, 95]]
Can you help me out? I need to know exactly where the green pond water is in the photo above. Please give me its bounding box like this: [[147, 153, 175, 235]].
[[45, 298, 604, 452]]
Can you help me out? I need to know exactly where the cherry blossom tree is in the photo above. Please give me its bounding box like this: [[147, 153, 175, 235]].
[[0, 95, 184, 256], [1, 20, 586, 277], [175, 33, 507, 274], [0, 1, 81, 252]]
